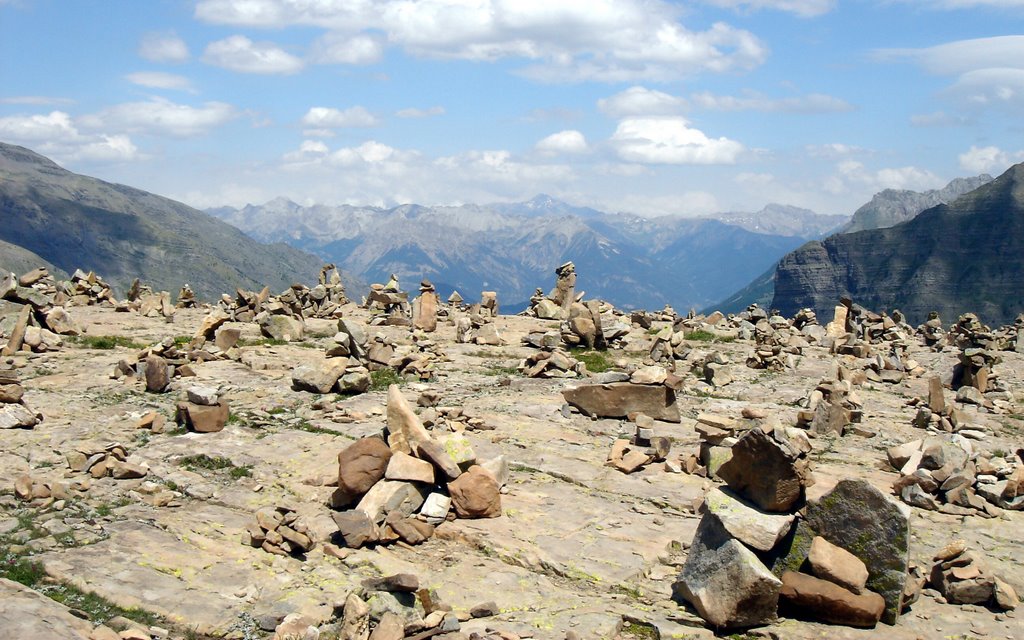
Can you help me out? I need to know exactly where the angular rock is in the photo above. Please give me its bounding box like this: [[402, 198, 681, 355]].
[[292, 358, 350, 394], [176, 401, 229, 433], [0, 403, 40, 429], [144, 355, 170, 393], [447, 465, 501, 518], [260, 314, 304, 342], [562, 382, 680, 423], [333, 510, 379, 548], [717, 429, 810, 512], [808, 536, 869, 594], [675, 513, 782, 629], [186, 385, 219, 406], [340, 592, 371, 640], [384, 451, 434, 484], [804, 479, 911, 624], [356, 480, 430, 524], [414, 439, 462, 481], [386, 384, 432, 454], [336, 437, 393, 507], [703, 487, 795, 552], [780, 571, 885, 628]]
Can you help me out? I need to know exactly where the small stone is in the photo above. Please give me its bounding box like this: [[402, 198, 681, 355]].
[[469, 601, 499, 618]]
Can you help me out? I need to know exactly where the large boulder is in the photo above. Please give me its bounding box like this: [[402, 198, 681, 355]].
[[292, 357, 350, 394], [717, 429, 811, 512], [447, 465, 502, 518], [804, 480, 911, 624], [260, 314, 305, 342], [562, 382, 680, 423], [336, 437, 393, 506], [675, 513, 782, 629]]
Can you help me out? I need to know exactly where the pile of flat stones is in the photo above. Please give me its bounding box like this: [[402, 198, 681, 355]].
[[518, 348, 581, 378], [242, 504, 316, 557], [291, 318, 372, 396], [683, 410, 803, 478], [62, 268, 118, 306], [64, 441, 149, 481], [606, 414, 671, 474], [928, 540, 1019, 610], [455, 312, 502, 346], [795, 373, 865, 436], [175, 283, 198, 308], [676, 431, 912, 633], [330, 385, 506, 550], [365, 274, 412, 326], [2, 269, 81, 354], [0, 368, 41, 429], [909, 376, 996, 440], [890, 437, 1023, 515]]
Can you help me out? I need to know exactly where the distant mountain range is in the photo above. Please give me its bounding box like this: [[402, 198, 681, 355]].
[[208, 196, 846, 311], [710, 174, 994, 314], [0, 142, 329, 299], [771, 163, 1024, 325]]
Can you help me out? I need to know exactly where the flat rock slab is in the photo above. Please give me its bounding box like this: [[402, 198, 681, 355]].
[[39, 504, 360, 635], [0, 578, 94, 640], [562, 382, 680, 422], [704, 486, 795, 552]]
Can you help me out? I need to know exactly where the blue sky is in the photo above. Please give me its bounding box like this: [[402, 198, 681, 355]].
[[1, 0, 1023, 218]]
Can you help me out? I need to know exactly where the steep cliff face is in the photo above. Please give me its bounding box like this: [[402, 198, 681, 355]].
[[772, 163, 1024, 325], [840, 174, 993, 234]]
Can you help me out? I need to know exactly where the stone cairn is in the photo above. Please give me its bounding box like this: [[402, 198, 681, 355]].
[[329, 385, 507, 551], [1, 268, 81, 354], [528, 261, 578, 320], [890, 436, 1022, 515], [928, 540, 1019, 611], [365, 273, 412, 326], [175, 385, 230, 433], [0, 368, 42, 429], [291, 317, 372, 396], [122, 278, 175, 319], [63, 268, 118, 306], [175, 283, 198, 308], [675, 430, 912, 632], [605, 413, 672, 474], [63, 441, 149, 481], [242, 504, 316, 557], [412, 279, 439, 332]]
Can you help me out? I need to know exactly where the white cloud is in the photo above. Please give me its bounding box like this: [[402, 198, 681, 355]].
[[282, 139, 330, 163], [203, 35, 304, 74], [878, 36, 1024, 111], [125, 71, 195, 92], [300, 106, 379, 129], [701, 0, 836, 17], [610, 116, 744, 164], [598, 86, 688, 117], [396, 106, 446, 119], [0, 111, 138, 162], [824, 160, 944, 195], [194, 0, 768, 82], [0, 96, 74, 106], [535, 130, 588, 156], [958, 145, 1022, 173], [690, 90, 853, 113], [139, 31, 190, 63], [78, 98, 238, 138], [310, 32, 385, 65]]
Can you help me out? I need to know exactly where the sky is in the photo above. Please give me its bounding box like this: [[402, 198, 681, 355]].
[[1, 0, 1023, 219]]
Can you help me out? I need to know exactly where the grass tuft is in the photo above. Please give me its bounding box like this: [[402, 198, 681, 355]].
[[70, 335, 145, 350]]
